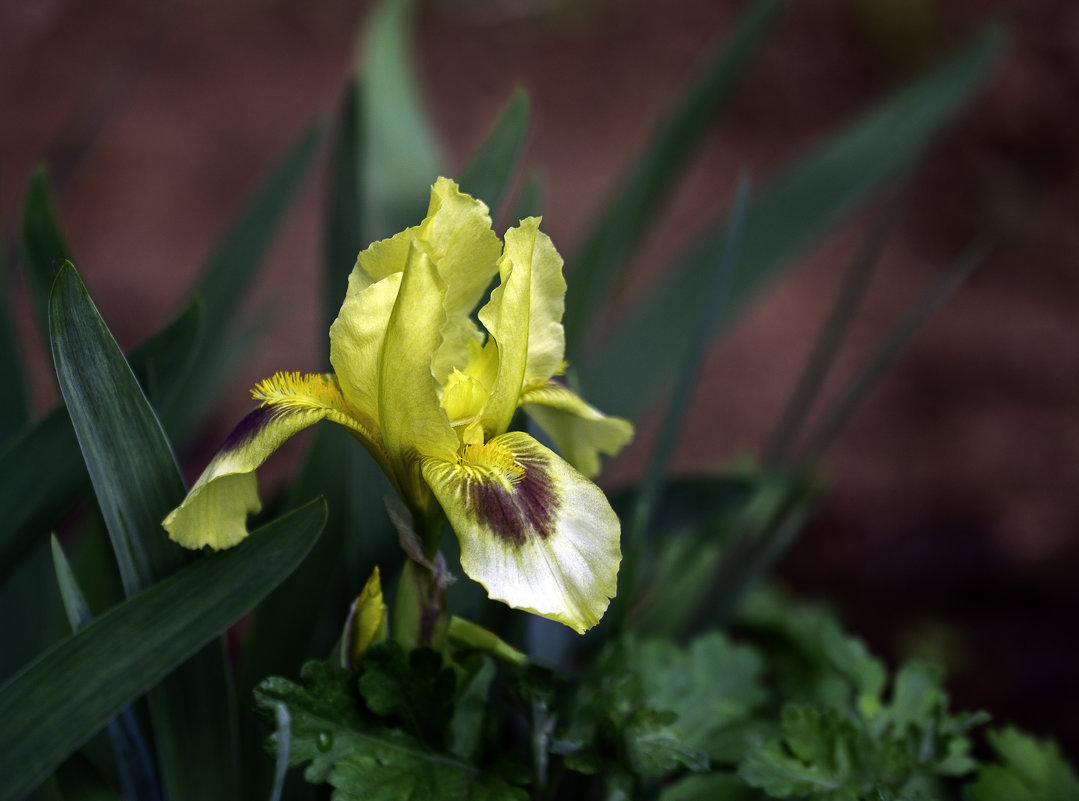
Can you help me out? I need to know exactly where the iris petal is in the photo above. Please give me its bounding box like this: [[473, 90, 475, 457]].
[[421, 431, 621, 633]]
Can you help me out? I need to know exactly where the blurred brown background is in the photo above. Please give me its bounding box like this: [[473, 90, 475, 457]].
[[3, 0, 1077, 758]]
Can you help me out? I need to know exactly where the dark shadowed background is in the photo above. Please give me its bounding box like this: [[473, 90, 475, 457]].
[[3, 0, 1077, 757]]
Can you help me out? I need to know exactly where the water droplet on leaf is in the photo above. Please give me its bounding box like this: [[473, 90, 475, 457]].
[[316, 732, 333, 752]]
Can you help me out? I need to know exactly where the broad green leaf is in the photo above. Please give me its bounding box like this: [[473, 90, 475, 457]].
[[0, 499, 327, 801], [509, 170, 545, 221], [0, 244, 28, 445], [254, 661, 527, 801], [457, 89, 530, 220], [360, 0, 443, 242], [18, 166, 72, 337], [0, 299, 202, 580], [581, 26, 1005, 418], [563, 0, 788, 347], [661, 771, 766, 801], [964, 727, 1079, 801], [49, 262, 235, 801], [50, 535, 161, 801], [50, 263, 189, 593]]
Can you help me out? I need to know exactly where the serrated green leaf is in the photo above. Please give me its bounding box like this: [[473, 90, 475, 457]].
[[254, 661, 526, 801], [18, 166, 73, 337], [581, 25, 1005, 419], [564, 0, 787, 347], [661, 771, 767, 801], [457, 89, 530, 220], [0, 499, 327, 801], [963, 728, 1079, 801], [357, 641, 457, 746], [360, 0, 443, 242], [49, 262, 236, 801], [629, 633, 769, 764]]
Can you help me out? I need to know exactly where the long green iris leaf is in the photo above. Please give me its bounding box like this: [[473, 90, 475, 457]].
[[581, 25, 1004, 418], [49, 263, 234, 801], [0, 499, 326, 801], [564, 0, 788, 348]]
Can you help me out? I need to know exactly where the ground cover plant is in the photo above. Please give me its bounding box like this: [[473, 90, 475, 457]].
[[1, 1, 1075, 799]]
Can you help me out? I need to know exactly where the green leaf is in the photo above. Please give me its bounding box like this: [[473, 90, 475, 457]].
[[661, 771, 767, 801], [964, 727, 1079, 801], [49, 262, 236, 801], [360, 0, 443, 242], [254, 661, 527, 801], [457, 89, 531, 220], [324, 81, 364, 334], [0, 499, 327, 801], [50, 263, 189, 594], [563, 0, 788, 347], [50, 535, 161, 801], [170, 122, 322, 436], [581, 25, 1005, 419], [18, 166, 73, 337], [357, 641, 457, 746], [50, 535, 93, 630], [0, 299, 202, 581], [629, 633, 770, 765]]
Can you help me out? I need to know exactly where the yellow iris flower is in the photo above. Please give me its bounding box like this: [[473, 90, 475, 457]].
[[163, 178, 633, 633]]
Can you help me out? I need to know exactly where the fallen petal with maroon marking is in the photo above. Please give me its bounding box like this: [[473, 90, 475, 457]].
[[421, 431, 621, 634]]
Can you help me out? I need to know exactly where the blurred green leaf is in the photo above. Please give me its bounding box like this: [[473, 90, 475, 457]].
[[796, 243, 983, 466], [166, 122, 322, 437], [324, 81, 364, 334], [0, 245, 28, 445], [18, 166, 73, 337], [509, 170, 545, 221], [50, 535, 92, 630], [457, 89, 530, 220], [582, 25, 1005, 418], [0, 299, 203, 580], [0, 499, 326, 801], [563, 0, 788, 347], [49, 262, 236, 801], [360, 0, 443, 241], [613, 176, 749, 633], [964, 727, 1079, 801]]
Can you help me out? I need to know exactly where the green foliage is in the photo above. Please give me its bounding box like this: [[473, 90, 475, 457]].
[[737, 652, 986, 799], [254, 660, 526, 801], [964, 728, 1079, 801]]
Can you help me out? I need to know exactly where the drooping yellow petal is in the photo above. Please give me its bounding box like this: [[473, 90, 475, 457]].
[[378, 244, 459, 507], [164, 373, 368, 550], [520, 382, 634, 478], [421, 431, 621, 634]]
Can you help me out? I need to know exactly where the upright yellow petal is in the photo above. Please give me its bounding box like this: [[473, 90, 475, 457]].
[[378, 244, 459, 507], [421, 432, 621, 634], [420, 179, 502, 384], [163, 373, 370, 550], [515, 220, 567, 388], [475, 223, 533, 439], [329, 271, 403, 429], [520, 382, 634, 478]]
